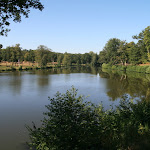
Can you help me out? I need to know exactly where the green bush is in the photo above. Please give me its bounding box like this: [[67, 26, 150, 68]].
[[111, 65, 117, 70], [117, 65, 127, 71], [18, 66, 22, 70], [107, 98, 150, 150], [146, 66, 150, 74], [26, 87, 102, 150], [126, 66, 137, 72], [126, 65, 149, 73], [102, 63, 111, 69], [35, 66, 39, 70], [135, 66, 141, 73], [11, 66, 16, 71], [136, 66, 149, 73], [102, 64, 127, 71], [27, 88, 150, 150], [41, 66, 46, 69], [103, 64, 150, 73]]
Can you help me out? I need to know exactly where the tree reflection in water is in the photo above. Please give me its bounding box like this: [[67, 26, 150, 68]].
[[100, 68, 150, 102]]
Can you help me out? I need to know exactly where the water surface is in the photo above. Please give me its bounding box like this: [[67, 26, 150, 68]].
[[0, 67, 149, 149]]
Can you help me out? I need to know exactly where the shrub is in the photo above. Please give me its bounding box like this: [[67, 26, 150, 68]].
[[146, 66, 150, 74], [27, 89, 150, 150], [18, 66, 22, 70], [111, 65, 117, 70], [103, 64, 127, 71], [136, 66, 149, 73], [126, 66, 137, 72], [26, 87, 102, 150], [117, 65, 127, 71], [35, 66, 39, 70], [126, 65, 150, 73], [41, 66, 46, 69], [11, 66, 16, 71], [102, 63, 111, 69], [111, 98, 150, 149]]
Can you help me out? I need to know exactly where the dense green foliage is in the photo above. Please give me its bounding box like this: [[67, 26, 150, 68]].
[[0, 44, 99, 67], [27, 87, 102, 150], [102, 63, 126, 71], [27, 87, 150, 150], [0, 0, 44, 36], [102, 64, 150, 74], [99, 26, 150, 65], [100, 67, 150, 102], [35, 45, 51, 67], [1, 25, 150, 67], [102, 63, 111, 69]]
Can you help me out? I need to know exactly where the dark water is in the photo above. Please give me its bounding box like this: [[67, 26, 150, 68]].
[[0, 66, 150, 150]]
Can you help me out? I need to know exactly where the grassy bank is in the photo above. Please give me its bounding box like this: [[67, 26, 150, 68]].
[[102, 63, 150, 74], [0, 65, 54, 72], [0, 61, 64, 72], [0, 61, 85, 72]]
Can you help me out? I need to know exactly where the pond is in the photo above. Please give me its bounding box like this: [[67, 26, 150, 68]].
[[0, 66, 150, 150]]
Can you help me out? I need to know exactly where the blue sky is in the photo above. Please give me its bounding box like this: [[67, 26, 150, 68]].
[[0, 0, 150, 54]]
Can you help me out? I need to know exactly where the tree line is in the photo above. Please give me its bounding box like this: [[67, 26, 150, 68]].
[[0, 45, 99, 67], [1, 0, 150, 67], [99, 26, 150, 65], [1, 26, 150, 67]]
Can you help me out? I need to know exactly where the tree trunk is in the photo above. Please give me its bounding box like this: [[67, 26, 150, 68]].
[[124, 60, 126, 66]]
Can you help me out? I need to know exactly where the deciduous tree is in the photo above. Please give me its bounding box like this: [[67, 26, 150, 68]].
[[0, 0, 44, 36], [62, 53, 71, 66], [102, 38, 122, 64], [144, 26, 150, 61], [35, 45, 51, 67]]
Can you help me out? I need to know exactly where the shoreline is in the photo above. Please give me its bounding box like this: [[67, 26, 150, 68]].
[[102, 63, 150, 74]]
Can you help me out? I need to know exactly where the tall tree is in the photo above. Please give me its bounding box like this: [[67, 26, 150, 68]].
[[14, 44, 22, 62], [0, 44, 2, 61], [98, 51, 107, 64], [35, 45, 51, 67], [102, 38, 122, 64], [133, 28, 148, 63], [81, 53, 91, 64], [62, 53, 71, 66], [24, 49, 35, 62], [50, 52, 57, 63], [117, 41, 128, 65], [57, 53, 64, 66], [127, 42, 141, 65], [143, 26, 150, 61], [90, 52, 98, 66], [2, 46, 10, 61], [0, 0, 44, 36], [76, 54, 81, 65]]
